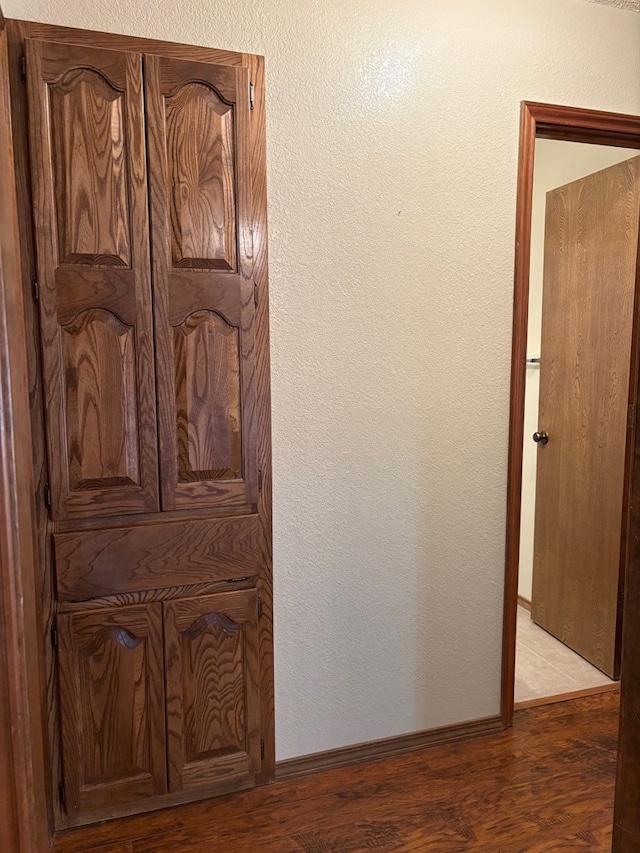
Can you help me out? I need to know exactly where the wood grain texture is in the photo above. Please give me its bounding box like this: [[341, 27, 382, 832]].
[[174, 311, 242, 481], [11, 20, 245, 65], [25, 38, 159, 520], [243, 49, 275, 787], [164, 590, 261, 793], [62, 309, 140, 490], [531, 157, 640, 677], [57, 604, 167, 826], [276, 715, 502, 782], [615, 264, 640, 848], [7, 18, 274, 827], [0, 11, 50, 851], [502, 102, 640, 737], [145, 53, 257, 513], [56, 576, 256, 613], [50, 67, 131, 268], [6, 19, 63, 832], [502, 101, 537, 729], [54, 514, 260, 600], [165, 81, 237, 270], [51, 694, 619, 853], [515, 681, 620, 711], [76, 845, 133, 853]]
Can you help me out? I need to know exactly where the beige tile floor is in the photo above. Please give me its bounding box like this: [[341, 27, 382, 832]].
[[515, 605, 615, 704]]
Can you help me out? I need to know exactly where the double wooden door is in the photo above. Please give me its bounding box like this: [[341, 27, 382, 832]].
[[27, 39, 257, 522], [58, 590, 260, 817], [20, 31, 271, 828]]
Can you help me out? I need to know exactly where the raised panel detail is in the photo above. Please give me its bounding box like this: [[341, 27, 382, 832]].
[[58, 605, 167, 822], [50, 69, 130, 268], [26, 39, 159, 518], [62, 309, 139, 491], [181, 612, 245, 761], [164, 590, 260, 793], [166, 83, 236, 271], [146, 55, 257, 511], [174, 310, 241, 482]]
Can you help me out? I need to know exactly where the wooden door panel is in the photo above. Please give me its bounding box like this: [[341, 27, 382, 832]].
[[164, 590, 260, 793], [166, 81, 237, 270], [175, 311, 242, 482], [53, 515, 260, 601], [49, 68, 130, 267], [531, 156, 640, 677], [25, 39, 159, 520], [57, 605, 166, 824], [62, 309, 139, 491], [145, 55, 257, 512]]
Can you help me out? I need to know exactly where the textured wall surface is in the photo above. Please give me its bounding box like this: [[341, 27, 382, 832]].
[[586, 0, 640, 12], [6, 0, 640, 761]]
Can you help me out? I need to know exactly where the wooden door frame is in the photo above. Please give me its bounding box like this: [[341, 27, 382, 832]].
[[501, 101, 640, 727], [0, 6, 50, 852], [2, 18, 274, 838]]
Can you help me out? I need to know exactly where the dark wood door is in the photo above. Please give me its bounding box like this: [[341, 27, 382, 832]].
[[531, 157, 640, 677], [145, 55, 258, 513], [25, 39, 159, 521], [164, 590, 261, 793], [57, 604, 167, 823]]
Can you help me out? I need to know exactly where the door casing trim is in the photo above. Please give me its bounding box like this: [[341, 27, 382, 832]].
[[502, 100, 640, 727]]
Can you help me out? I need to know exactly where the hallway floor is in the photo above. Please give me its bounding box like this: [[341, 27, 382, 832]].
[[515, 604, 616, 705], [53, 693, 619, 853]]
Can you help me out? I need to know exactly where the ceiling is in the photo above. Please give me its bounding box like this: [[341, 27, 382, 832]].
[[584, 0, 640, 10]]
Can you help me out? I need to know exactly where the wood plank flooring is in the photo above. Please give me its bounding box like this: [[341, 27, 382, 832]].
[[53, 693, 619, 853]]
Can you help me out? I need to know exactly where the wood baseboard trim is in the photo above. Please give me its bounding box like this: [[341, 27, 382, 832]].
[[275, 714, 504, 782], [515, 681, 620, 712], [517, 595, 531, 612]]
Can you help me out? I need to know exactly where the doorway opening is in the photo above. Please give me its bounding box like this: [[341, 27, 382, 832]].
[[501, 102, 640, 727]]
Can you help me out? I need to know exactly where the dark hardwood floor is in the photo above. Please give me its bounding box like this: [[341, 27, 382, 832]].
[[53, 693, 619, 853]]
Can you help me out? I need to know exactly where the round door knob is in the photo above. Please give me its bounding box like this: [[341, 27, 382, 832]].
[[533, 430, 549, 445]]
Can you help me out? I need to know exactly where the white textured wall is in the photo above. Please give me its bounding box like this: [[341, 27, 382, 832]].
[[519, 140, 639, 603], [7, 0, 640, 761]]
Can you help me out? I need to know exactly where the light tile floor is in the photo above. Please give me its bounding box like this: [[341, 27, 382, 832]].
[[515, 605, 615, 704]]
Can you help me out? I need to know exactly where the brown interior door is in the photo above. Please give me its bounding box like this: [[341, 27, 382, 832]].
[[144, 55, 258, 513], [24, 39, 159, 521], [531, 156, 640, 678]]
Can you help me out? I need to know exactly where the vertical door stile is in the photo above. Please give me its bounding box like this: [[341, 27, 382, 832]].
[[144, 54, 257, 513], [24, 39, 159, 520]]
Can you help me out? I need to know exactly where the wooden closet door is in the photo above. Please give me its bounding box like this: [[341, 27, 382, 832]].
[[57, 604, 167, 823], [145, 55, 257, 512], [25, 40, 159, 520], [164, 590, 261, 793]]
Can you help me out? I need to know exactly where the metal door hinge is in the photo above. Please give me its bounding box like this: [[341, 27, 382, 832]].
[[51, 620, 58, 649], [58, 781, 66, 807], [260, 739, 265, 761], [20, 55, 26, 82], [33, 278, 39, 303], [257, 469, 263, 492], [44, 482, 51, 510], [254, 283, 258, 309], [629, 404, 635, 429], [257, 596, 263, 619], [249, 82, 255, 110]]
